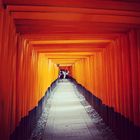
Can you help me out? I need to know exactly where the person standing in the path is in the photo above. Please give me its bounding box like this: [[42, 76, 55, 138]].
[[62, 70, 66, 79]]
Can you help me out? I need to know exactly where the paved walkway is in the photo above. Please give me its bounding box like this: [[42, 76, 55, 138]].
[[42, 80, 117, 140]]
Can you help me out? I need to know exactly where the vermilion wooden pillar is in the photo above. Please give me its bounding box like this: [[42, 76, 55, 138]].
[[0, 8, 18, 139], [129, 30, 139, 125], [0, 7, 59, 139], [72, 30, 140, 127]]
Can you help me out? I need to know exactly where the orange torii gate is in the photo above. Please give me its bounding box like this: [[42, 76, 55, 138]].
[[0, 0, 140, 139]]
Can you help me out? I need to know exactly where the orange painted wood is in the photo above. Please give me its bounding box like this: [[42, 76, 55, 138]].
[[4, 0, 140, 11], [0, 1, 140, 140]]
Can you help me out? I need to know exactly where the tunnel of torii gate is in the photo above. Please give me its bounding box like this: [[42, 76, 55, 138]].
[[0, 0, 140, 140]]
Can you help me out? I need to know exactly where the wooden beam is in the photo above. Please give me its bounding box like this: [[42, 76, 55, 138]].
[[33, 46, 103, 53], [46, 55, 89, 59], [16, 24, 130, 34], [32, 44, 107, 50], [12, 11, 140, 25], [43, 52, 96, 56], [21, 33, 120, 40], [5, 1, 140, 11], [7, 5, 140, 16], [30, 39, 111, 45]]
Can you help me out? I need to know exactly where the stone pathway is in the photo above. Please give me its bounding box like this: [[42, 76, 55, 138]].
[[41, 80, 118, 140]]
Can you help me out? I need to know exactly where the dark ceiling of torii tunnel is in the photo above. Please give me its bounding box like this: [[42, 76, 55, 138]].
[[4, 0, 140, 65]]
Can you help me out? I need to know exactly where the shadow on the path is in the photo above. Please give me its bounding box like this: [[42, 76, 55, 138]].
[[10, 80, 58, 140], [71, 78, 140, 140]]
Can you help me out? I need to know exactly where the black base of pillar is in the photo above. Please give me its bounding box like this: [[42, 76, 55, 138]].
[[10, 80, 58, 140]]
